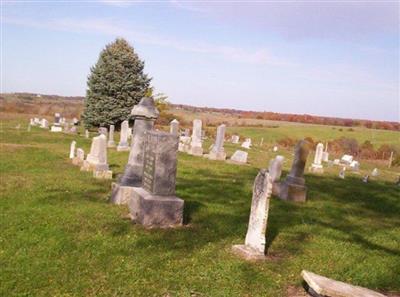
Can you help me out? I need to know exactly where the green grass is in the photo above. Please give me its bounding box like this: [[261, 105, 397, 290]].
[[1, 113, 399, 296]]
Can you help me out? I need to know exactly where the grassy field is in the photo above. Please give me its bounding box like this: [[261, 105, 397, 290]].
[[1, 113, 399, 297]]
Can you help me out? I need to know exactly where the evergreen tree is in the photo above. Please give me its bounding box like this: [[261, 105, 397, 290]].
[[83, 38, 151, 128]]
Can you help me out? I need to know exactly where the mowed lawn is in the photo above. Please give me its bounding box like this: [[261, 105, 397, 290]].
[[1, 114, 399, 297]]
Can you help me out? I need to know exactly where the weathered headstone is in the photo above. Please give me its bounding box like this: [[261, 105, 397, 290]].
[[322, 142, 329, 162], [232, 169, 272, 260], [273, 146, 278, 152], [269, 155, 284, 182], [231, 135, 239, 144], [209, 124, 226, 160], [170, 119, 179, 135], [107, 125, 116, 147], [34, 117, 41, 125], [72, 148, 85, 166], [81, 134, 112, 179], [69, 141, 76, 159], [40, 119, 49, 129], [117, 120, 130, 151], [371, 168, 379, 177], [50, 113, 62, 132], [301, 270, 386, 297], [279, 140, 309, 202], [241, 138, 251, 149], [349, 160, 360, 171], [189, 119, 203, 156], [128, 131, 184, 228], [228, 150, 248, 164], [339, 167, 346, 179], [269, 155, 285, 196], [98, 127, 108, 136], [362, 175, 369, 183], [85, 129, 89, 138], [310, 143, 324, 173], [178, 136, 191, 153], [30, 118, 35, 126], [341, 154, 353, 164], [111, 97, 159, 204]]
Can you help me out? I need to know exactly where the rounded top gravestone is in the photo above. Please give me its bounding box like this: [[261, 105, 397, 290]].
[[131, 97, 159, 119]]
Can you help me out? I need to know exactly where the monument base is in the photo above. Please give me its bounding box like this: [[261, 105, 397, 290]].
[[208, 151, 226, 161], [50, 126, 62, 132], [80, 160, 109, 172], [116, 145, 130, 152], [279, 181, 307, 202], [189, 146, 203, 156], [110, 183, 140, 205], [310, 164, 324, 174], [129, 187, 184, 228], [232, 245, 266, 261], [93, 170, 112, 179]]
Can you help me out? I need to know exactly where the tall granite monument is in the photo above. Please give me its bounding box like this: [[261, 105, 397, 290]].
[[279, 140, 309, 202], [111, 97, 159, 204], [232, 169, 273, 260], [128, 131, 184, 228]]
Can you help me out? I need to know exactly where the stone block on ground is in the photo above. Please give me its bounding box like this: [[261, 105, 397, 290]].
[[301, 270, 386, 297]]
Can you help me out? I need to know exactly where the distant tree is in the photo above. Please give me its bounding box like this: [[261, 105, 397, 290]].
[[82, 38, 151, 128]]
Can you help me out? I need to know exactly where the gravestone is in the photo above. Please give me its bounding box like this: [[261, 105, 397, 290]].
[[273, 146, 278, 152], [310, 143, 324, 173], [117, 120, 130, 151], [50, 113, 62, 132], [371, 168, 379, 177], [241, 138, 251, 149], [279, 140, 309, 202], [184, 128, 190, 137], [98, 127, 108, 136], [189, 119, 203, 156], [40, 119, 49, 129], [341, 154, 353, 164], [301, 270, 386, 297], [128, 131, 184, 228], [85, 129, 89, 138], [232, 169, 272, 260], [30, 118, 35, 126], [339, 167, 346, 179], [178, 136, 191, 153], [269, 155, 285, 196], [362, 175, 369, 183], [170, 119, 179, 135], [322, 142, 329, 162], [69, 141, 76, 159], [269, 155, 284, 182], [81, 134, 112, 179], [349, 160, 360, 171], [107, 125, 116, 147], [72, 148, 85, 166], [209, 124, 226, 160], [228, 150, 248, 164], [111, 97, 159, 204], [231, 135, 239, 144], [34, 117, 41, 125], [27, 124, 31, 132], [260, 138, 264, 146]]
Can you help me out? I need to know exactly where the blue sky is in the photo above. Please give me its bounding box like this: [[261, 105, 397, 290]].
[[2, 1, 399, 121]]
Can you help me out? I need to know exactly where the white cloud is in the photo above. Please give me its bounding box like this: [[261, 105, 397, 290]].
[[3, 16, 289, 66]]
